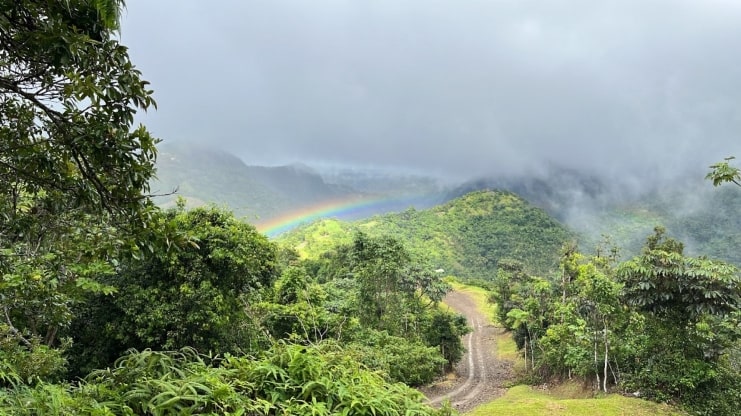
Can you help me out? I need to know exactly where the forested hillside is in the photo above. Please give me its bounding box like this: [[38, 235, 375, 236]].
[[2, 2, 740, 415], [451, 170, 741, 266], [280, 190, 574, 279], [153, 144, 741, 269], [151, 142, 355, 220], [489, 225, 741, 416]]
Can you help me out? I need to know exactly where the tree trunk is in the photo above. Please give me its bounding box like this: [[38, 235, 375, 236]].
[[524, 339, 528, 370], [594, 332, 601, 391], [603, 324, 608, 393]]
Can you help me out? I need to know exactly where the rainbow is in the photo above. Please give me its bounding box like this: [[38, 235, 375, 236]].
[[255, 193, 437, 237]]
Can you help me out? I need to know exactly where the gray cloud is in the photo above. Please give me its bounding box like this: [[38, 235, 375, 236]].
[[121, 0, 741, 181]]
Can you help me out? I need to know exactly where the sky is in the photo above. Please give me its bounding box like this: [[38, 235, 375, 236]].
[[120, 0, 741, 182]]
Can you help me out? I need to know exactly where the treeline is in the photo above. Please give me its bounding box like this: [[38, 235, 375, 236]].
[[490, 228, 741, 415]]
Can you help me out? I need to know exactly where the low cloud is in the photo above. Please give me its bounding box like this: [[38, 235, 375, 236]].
[[121, 0, 741, 183]]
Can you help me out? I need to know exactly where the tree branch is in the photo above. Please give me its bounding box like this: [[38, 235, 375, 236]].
[[3, 306, 32, 348]]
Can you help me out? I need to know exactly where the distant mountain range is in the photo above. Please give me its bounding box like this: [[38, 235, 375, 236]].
[[150, 142, 447, 229], [150, 142, 741, 266]]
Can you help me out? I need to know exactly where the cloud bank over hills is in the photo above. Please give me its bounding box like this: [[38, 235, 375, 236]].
[[123, 0, 741, 183]]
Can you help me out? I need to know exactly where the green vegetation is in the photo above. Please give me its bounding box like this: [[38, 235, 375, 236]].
[[1, 0, 159, 385], [446, 281, 686, 416], [66, 204, 279, 376], [0, 2, 458, 414], [0, 344, 448, 415], [294, 232, 470, 378], [490, 228, 741, 415], [281, 190, 574, 279], [574, 184, 741, 266], [468, 385, 684, 416]]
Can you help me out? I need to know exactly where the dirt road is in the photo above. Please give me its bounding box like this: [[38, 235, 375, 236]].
[[421, 290, 512, 412]]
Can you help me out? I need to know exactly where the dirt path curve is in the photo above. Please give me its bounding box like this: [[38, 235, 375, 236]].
[[420, 290, 512, 413]]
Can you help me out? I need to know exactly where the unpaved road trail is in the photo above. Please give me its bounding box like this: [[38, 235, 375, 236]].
[[421, 290, 512, 413]]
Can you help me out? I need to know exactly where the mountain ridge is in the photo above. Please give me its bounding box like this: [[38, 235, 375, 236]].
[[150, 144, 741, 266]]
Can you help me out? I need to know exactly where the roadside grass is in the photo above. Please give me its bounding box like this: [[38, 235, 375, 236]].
[[467, 384, 686, 416]]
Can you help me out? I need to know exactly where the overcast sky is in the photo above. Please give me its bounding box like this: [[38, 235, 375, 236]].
[[120, 0, 741, 181]]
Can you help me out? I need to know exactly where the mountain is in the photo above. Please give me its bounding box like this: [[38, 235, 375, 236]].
[[150, 142, 449, 230], [150, 142, 359, 221], [278, 189, 575, 279], [447, 168, 741, 265], [151, 144, 741, 267]]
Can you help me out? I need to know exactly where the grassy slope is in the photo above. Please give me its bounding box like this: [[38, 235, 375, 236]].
[[279, 190, 574, 279], [447, 280, 686, 415]]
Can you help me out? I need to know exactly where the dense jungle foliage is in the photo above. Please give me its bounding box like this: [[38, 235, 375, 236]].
[[0, 2, 460, 414]]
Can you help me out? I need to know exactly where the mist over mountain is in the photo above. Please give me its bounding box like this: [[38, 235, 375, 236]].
[[448, 166, 741, 263], [149, 142, 447, 224], [122, 1, 741, 186], [150, 142, 354, 221], [150, 142, 740, 265]]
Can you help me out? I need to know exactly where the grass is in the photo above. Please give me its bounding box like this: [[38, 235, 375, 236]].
[[467, 384, 686, 416]]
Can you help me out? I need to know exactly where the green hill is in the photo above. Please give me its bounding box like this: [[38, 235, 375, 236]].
[[279, 189, 574, 279], [560, 185, 741, 265], [151, 144, 741, 268], [449, 171, 741, 266]]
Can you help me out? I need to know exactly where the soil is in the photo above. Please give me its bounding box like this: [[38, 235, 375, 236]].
[[420, 290, 513, 413]]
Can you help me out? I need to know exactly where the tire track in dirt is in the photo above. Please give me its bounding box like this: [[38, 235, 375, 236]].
[[421, 290, 511, 412]]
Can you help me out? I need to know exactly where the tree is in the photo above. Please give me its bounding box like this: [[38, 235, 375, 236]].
[[618, 227, 740, 324], [350, 232, 449, 336], [1, 0, 158, 218], [707, 157, 741, 187], [617, 227, 741, 405], [67, 206, 279, 376], [1, 0, 159, 381]]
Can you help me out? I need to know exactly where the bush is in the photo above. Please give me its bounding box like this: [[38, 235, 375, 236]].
[[348, 329, 447, 386], [1, 343, 454, 415]]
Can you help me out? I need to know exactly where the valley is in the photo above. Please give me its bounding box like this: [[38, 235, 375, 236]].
[[153, 143, 741, 267], [4, 2, 740, 415], [142, 143, 741, 415]]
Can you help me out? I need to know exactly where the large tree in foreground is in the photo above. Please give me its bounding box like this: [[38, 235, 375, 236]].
[[1, 0, 158, 216], [68, 206, 279, 376], [0, 0, 159, 380]]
